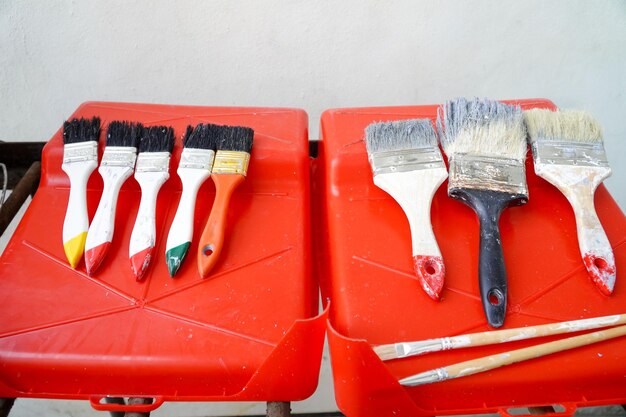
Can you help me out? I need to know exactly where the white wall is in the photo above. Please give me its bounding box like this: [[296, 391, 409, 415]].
[[1, 0, 625, 206]]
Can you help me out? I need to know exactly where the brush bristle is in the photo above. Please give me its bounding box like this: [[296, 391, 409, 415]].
[[62, 117, 101, 144], [437, 98, 527, 162], [106, 121, 142, 148], [365, 119, 437, 154], [372, 344, 398, 361], [183, 124, 220, 151], [138, 125, 175, 153], [524, 109, 603, 144], [217, 125, 254, 153]]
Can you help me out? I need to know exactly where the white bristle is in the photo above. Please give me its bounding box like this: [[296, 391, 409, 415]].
[[437, 98, 527, 162], [365, 119, 438, 154], [524, 109, 603, 144]]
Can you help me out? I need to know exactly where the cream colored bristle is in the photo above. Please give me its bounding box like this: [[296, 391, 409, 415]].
[[372, 344, 398, 361], [524, 109, 603, 143]]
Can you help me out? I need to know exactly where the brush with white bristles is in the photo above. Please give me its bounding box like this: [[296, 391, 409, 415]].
[[365, 119, 449, 300], [525, 109, 615, 295], [438, 98, 528, 328]]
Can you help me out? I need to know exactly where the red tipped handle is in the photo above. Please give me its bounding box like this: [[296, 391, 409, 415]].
[[197, 173, 245, 278], [413, 255, 445, 301]]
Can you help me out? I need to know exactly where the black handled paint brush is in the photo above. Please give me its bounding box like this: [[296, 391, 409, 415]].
[[437, 98, 528, 328]]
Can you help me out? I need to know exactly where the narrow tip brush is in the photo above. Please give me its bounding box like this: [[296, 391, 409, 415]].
[[129, 125, 175, 280], [365, 119, 448, 300], [525, 109, 615, 294]]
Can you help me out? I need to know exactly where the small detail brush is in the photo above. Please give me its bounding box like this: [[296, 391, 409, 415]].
[[197, 125, 254, 278], [84, 121, 141, 275], [365, 119, 449, 300], [165, 124, 219, 277], [374, 312, 626, 361], [128, 125, 175, 280], [525, 109, 615, 295], [61, 117, 101, 268], [438, 98, 528, 328], [399, 323, 626, 386]]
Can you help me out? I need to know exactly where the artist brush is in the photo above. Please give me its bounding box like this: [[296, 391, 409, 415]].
[[525, 109, 615, 295], [197, 125, 254, 278], [61, 117, 101, 268], [437, 98, 528, 328], [84, 121, 141, 275], [399, 323, 626, 386], [374, 312, 626, 361], [165, 124, 220, 277], [128, 125, 175, 280], [365, 119, 448, 300]]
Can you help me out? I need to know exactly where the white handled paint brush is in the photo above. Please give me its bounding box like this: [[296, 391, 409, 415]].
[[128, 125, 175, 280], [61, 117, 100, 268], [374, 312, 626, 361], [165, 124, 219, 277], [365, 119, 448, 300], [84, 121, 141, 276], [438, 98, 528, 328], [525, 109, 615, 295]]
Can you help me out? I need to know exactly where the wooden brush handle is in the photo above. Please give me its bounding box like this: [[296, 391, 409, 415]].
[[197, 173, 245, 278]]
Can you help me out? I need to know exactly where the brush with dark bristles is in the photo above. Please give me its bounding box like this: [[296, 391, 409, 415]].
[[165, 124, 220, 277], [525, 109, 615, 295], [128, 125, 175, 280], [84, 121, 142, 275], [365, 119, 449, 300], [61, 117, 101, 268], [437, 98, 528, 328], [197, 125, 254, 278]]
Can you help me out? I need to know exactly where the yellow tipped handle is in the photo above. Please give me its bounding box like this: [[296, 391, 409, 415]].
[[197, 173, 245, 278], [63, 232, 88, 269]]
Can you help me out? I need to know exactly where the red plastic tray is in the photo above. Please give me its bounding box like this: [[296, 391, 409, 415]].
[[315, 99, 626, 417], [0, 102, 325, 412]]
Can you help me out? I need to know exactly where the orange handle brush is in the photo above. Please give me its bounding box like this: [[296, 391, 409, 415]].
[[197, 173, 245, 277]]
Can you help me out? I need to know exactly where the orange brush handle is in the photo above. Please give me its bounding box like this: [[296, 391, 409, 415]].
[[197, 173, 245, 277]]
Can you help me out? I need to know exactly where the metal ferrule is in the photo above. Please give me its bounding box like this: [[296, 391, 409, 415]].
[[179, 148, 215, 171], [212, 150, 250, 175], [399, 367, 449, 387], [63, 141, 98, 164], [532, 139, 609, 167], [100, 146, 137, 168], [369, 147, 445, 176], [448, 154, 528, 196], [135, 152, 171, 173]]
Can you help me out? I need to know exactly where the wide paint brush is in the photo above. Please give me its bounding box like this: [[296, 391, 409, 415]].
[[165, 124, 219, 276], [84, 121, 141, 275], [128, 125, 175, 280], [437, 98, 528, 327], [61, 117, 100, 268], [525, 109, 615, 294], [365, 119, 448, 300], [197, 125, 254, 278]]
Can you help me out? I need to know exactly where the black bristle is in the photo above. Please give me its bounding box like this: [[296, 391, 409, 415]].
[[62, 117, 101, 144], [138, 125, 175, 153], [182, 124, 220, 151], [106, 121, 143, 148], [217, 125, 254, 153]]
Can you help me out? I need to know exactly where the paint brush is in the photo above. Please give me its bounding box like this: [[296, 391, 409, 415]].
[[84, 121, 141, 275], [61, 117, 101, 268], [437, 98, 528, 327], [365, 119, 448, 300], [399, 323, 626, 386], [197, 125, 254, 278], [374, 312, 626, 361], [165, 124, 220, 277], [128, 125, 175, 280], [524, 109, 615, 294]]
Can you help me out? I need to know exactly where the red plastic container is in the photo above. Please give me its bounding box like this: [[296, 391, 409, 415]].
[[0, 102, 326, 413], [315, 99, 626, 417]]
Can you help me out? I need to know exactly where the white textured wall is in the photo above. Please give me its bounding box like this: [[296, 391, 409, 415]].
[[1, 0, 625, 205]]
